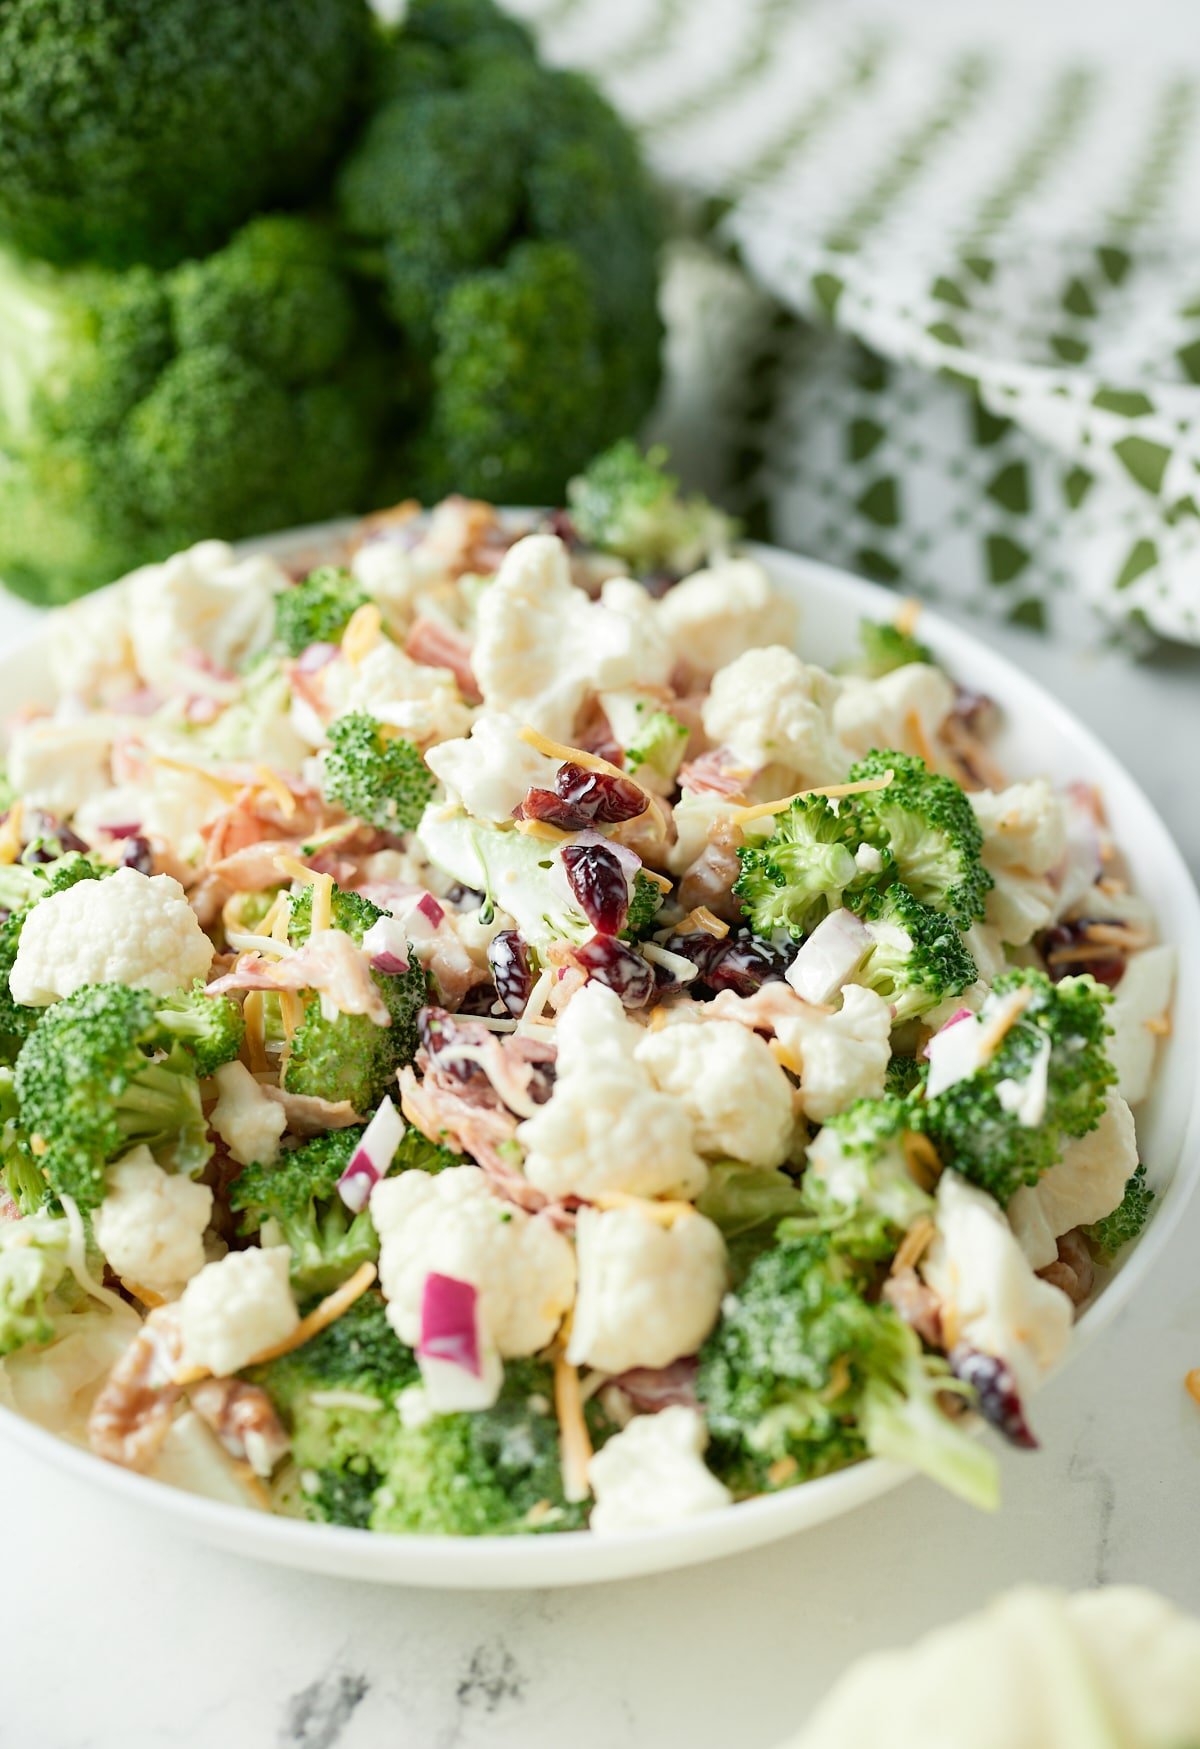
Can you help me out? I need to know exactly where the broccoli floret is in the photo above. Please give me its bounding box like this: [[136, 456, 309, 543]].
[[0, 853, 109, 1065], [733, 796, 862, 940], [0, 1067, 45, 1213], [0, 219, 385, 606], [282, 883, 427, 1113], [855, 884, 977, 1024], [793, 1094, 933, 1261], [698, 1234, 996, 1508], [322, 712, 435, 833], [336, 14, 662, 504], [568, 441, 737, 578], [847, 751, 992, 928], [231, 1128, 377, 1300], [392, 1125, 466, 1174], [154, 985, 245, 1079], [1082, 1164, 1154, 1261], [13, 983, 213, 1211], [621, 872, 666, 942], [919, 970, 1116, 1204], [275, 567, 369, 658], [845, 619, 934, 678], [624, 709, 688, 786], [0, 0, 370, 268], [885, 1054, 928, 1099], [0, 1208, 72, 1356]]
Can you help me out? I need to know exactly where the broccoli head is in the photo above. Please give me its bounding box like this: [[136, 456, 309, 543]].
[[275, 567, 370, 658], [567, 441, 738, 578], [734, 795, 862, 940], [847, 751, 992, 928], [0, 853, 109, 1066], [154, 985, 245, 1080], [855, 883, 978, 1024], [0, 218, 386, 606], [231, 1128, 376, 1299], [322, 712, 436, 833], [0, 1208, 72, 1357], [1082, 1163, 1153, 1261], [621, 872, 667, 942], [13, 983, 216, 1210], [919, 970, 1116, 1204], [698, 1233, 996, 1508], [0, 0, 371, 268], [282, 883, 427, 1113], [845, 618, 934, 678], [336, 5, 663, 504], [795, 1093, 934, 1260]]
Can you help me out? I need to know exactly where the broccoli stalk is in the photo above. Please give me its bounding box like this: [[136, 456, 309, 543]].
[[231, 1128, 377, 1299], [918, 970, 1117, 1204], [847, 751, 992, 928], [855, 883, 978, 1024], [321, 711, 436, 833], [12, 983, 219, 1210], [1082, 1164, 1154, 1261], [567, 441, 737, 578], [274, 567, 369, 658], [733, 795, 862, 940]]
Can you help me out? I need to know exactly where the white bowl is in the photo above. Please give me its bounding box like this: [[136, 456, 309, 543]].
[[1, 527, 1197, 1589]]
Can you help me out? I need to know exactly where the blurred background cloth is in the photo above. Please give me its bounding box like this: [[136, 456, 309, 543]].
[[513, 0, 1200, 643]]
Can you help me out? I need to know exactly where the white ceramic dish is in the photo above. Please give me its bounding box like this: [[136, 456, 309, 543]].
[[1, 525, 1197, 1589]]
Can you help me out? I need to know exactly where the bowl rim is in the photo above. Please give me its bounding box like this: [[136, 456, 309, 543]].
[[2, 522, 1197, 1587]]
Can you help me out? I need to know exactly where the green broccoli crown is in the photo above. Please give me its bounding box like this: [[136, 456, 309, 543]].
[[0, 854, 109, 1066], [919, 969, 1116, 1204], [283, 882, 427, 1111], [733, 795, 862, 940], [322, 712, 436, 833], [847, 751, 992, 927], [621, 872, 667, 941], [1082, 1163, 1153, 1261], [0, 0, 371, 269], [275, 568, 369, 658], [699, 1232, 996, 1508], [391, 1126, 466, 1174], [791, 1094, 932, 1261], [336, 12, 662, 504], [0, 1209, 71, 1357], [154, 985, 245, 1079], [231, 1127, 376, 1299], [856, 883, 977, 1023], [0, 218, 385, 608], [567, 441, 738, 577], [885, 1054, 928, 1099], [847, 619, 934, 679], [13, 982, 213, 1210]]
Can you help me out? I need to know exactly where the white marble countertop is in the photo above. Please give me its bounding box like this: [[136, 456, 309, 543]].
[[0, 591, 1198, 1749]]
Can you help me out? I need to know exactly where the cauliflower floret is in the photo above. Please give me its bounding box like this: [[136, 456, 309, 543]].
[[588, 1405, 731, 1534], [319, 639, 471, 749], [424, 712, 560, 824], [920, 1172, 1073, 1399], [832, 663, 956, 763], [701, 646, 847, 782], [10, 868, 214, 1006], [92, 1146, 212, 1297], [472, 535, 672, 739], [1104, 945, 1175, 1106], [773, 984, 893, 1123], [48, 584, 138, 705], [6, 716, 114, 817], [970, 780, 1068, 946], [209, 1063, 287, 1170], [568, 1205, 727, 1374], [805, 1116, 933, 1231], [635, 1019, 795, 1167], [127, 542, 289, 694], [657, 558, 797, 677], [178, 1247, 299, 1378], [371, 1167, 576, 1357], [518, 1068, 708, 1202], [1008, 1094, 1139, 1270], [73, 765, 226, 868], [553, 980, 641, 1073]]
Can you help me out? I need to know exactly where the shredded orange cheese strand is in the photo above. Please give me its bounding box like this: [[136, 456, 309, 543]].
[[150, 756, 245, 801], [254, 765, 296, 820], [242, 992, 268, 1072], [590, 1190, 697, 1226], [732, 771, 894, 826], [341, 602, 383, 664], [554, 1352, 593, 1505], [174, 1263, 378, 1386], [768, 1036, 804, 1076], [977, 986, 1035, 1057], [766, 1454, 800, 1487], [514, 818, 572, 843], [122, 1279, 166, 1310], [1145, 1014, 1172, 1038], [274, 853, 318, 886], [677, 906, 729, 939], [308, 870, 334, 935], [903, 1132, 944, 1194], [1186, 1369, 1200, 1407], [637, 868, 673, 893], [903, 709, 937, 771], [0, 799, 24, 866], [516, 724, 668, 839], [892, 1215, 937, 1274], [895, 597, 922, 638]]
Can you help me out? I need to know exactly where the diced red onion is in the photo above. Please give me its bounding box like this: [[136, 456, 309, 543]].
[[361, 915, 411, 975], [336, 1094, 404, 1211], [419, 1273, 482, 1378], [416, 893, 445, 928], [102, 821, 143, 839], [922, 1007, 973, 1055], [785, 910, 870, 1004], [572, 830, 642, 882]]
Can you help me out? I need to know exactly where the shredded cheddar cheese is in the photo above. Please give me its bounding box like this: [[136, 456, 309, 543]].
[[903, 709, 937, 771], [895, 597, 922, 638], [903, 1132, 943, 1194], [590, 1190, 697, 1226], [977, 985, 1034, 1057], [150, 756, 245, 802], [731, 771, 894, 826], [122, 1279, 166, 1310], [766, 1454, 799, 1487], [554, 1351, 593, 1506], [1186, 1369, 1200, 1407], [253, 765, 296, 820], [341, 602, 383, 665], [274, 853, 318, 887], [0, 799, 24, 866], [242, 992, 268, 1073], [637, 867, 673, 894], [1145, 1014, 1172, 1037], [677, 906, 729, 939], [892, 1215, 937, 1274], [308, 869, 334, 935], [513, 818, 572, 843], [768, 1036, 804, 1076]]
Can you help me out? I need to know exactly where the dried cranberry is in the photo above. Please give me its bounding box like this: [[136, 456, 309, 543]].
[[544, 509, 580, 549], [1036, 920, 1126, 989], [554, 762, 645, 824], [516, 788, 593, 832], [488, 930, 534, 1017], [24, 812, 88, 861], [116, 834, 155, 875], [574, 936, 656, 1008], [950, 1345, 1038, 1450], [657, 932, 726, 983], [704, 933, 790, 997], [562, 843, 629, 936]]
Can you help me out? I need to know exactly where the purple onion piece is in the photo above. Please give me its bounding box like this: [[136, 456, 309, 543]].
[[419, 1273, 482, 1378]]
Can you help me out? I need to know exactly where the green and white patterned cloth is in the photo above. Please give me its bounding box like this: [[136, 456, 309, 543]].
[[513, 0, 1200, 642]]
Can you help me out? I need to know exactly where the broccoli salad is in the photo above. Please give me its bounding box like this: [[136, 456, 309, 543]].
[[0, 445, 1176, 1537]]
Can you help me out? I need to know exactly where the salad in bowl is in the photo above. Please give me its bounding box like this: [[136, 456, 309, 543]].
[[0, 445, 1176, 1541]]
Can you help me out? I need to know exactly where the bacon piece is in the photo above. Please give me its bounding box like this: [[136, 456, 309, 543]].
[[189, 1378, 290, 1476], [88, 1308, 184, 1472], [679, 816, 744, 921], [208, 930, 390, 1025], [404, 617, 481, 703], [678, 748, 750, 800], [398, 1067, 548, 1214], [882, 1267, 944, 1347]]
